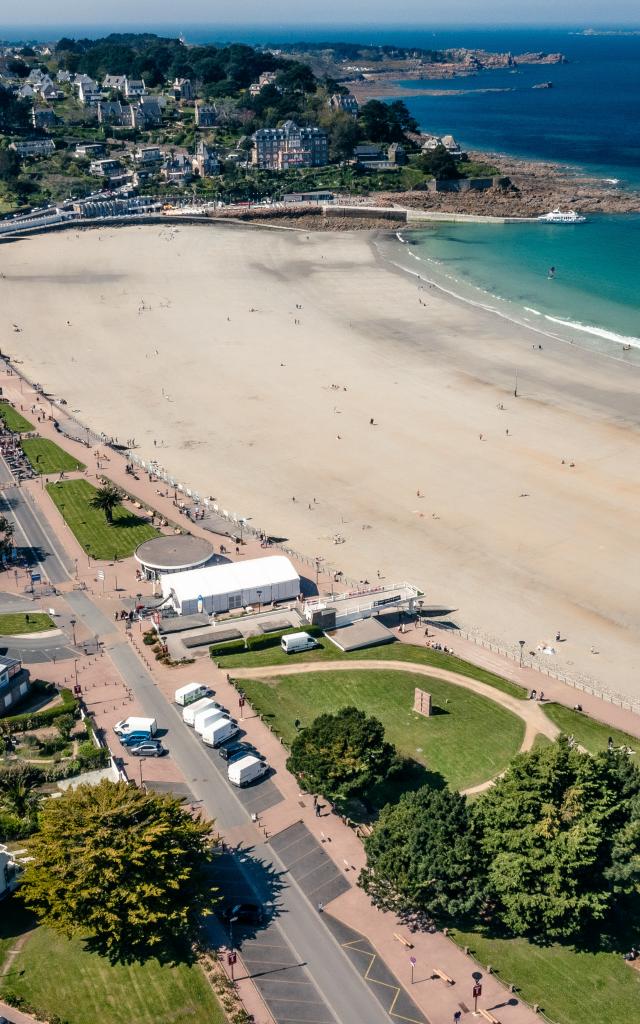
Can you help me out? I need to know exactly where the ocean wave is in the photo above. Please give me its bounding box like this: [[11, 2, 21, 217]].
[[524, 307, 542, 315], [544, 315, 640, 348]]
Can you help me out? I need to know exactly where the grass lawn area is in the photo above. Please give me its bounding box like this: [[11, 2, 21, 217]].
[[218, 637, 527, 700], [543, 703, 640, 754], [0, 404, 34, 433], [21, 437, 85, 475], [452, 928, 640, 1024], [46, 479, 158, 561], [241, 668, 525, 793], [0, 612, 55, 635], [0, 918, 225, 1024]]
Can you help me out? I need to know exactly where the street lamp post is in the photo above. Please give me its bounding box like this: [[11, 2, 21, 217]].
[[73, 658, 78, 687], [70, 617, 77, 646], [256, 589, 262, 613], [519, 639, 526, 668]]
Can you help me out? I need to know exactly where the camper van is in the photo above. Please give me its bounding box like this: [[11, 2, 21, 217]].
[[280, 631, 318, 655], [202, 717, 240, 749], [194, 708, 226, 736], [228, 754, 269, 787], [175, 682, 210, 707], [183, 697, 218, 727]]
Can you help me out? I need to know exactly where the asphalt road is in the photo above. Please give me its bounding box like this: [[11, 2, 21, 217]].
[[6, 493, 394, 1024]]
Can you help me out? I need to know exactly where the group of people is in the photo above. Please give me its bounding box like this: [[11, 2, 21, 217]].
[[529, 689, 545, 701]]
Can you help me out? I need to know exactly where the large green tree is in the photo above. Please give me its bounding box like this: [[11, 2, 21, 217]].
[[22, 780, 216, 963], [418, 145, 462, 180], [474, 739, 640, 941], [360, 785, 483, 923], [286, 706, 397, 807]]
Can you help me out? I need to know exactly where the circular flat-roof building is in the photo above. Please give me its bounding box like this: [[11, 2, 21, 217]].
[[135, 535, 215, 579]]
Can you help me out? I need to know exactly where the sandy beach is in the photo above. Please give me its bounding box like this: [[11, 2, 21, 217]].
[[1, 222, 639, 701]]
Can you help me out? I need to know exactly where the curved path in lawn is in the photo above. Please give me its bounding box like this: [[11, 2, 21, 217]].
[[232, 659, 561, 795]]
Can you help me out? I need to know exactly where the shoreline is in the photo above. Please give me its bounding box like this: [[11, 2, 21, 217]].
[[2, 223, 639, 704]]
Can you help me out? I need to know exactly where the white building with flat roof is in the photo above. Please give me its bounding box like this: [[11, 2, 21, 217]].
[[161, 555, 300, 615]]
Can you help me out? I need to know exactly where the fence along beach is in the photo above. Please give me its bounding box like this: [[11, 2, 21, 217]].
[[2, 222, 639, 701]]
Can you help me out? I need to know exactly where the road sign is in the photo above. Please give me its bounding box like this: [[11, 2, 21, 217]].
[[239, 697, 245, 706], [410, 957, 417, 966], [227, 952, 237, 965], [30, 572, 41, 583], [472, 982, 482, 1012]]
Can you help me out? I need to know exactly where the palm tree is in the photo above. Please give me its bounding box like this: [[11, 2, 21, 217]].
[[89, 484, 122, 524]]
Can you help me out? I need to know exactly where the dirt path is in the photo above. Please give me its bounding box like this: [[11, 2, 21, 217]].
[[232, 658, 560, 793]]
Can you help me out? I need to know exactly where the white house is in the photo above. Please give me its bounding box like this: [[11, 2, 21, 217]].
[[161, 555, 300, 615]]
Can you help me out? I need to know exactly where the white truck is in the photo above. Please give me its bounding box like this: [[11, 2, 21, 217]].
[[203, 717, 240, 749], [194, 707, 226, 736], [175, 682, 210, 706], [228, 754, 269, 787], [183, 697, 218, 727], [280, 631, 318, 654], [113, 716, 157, 737]]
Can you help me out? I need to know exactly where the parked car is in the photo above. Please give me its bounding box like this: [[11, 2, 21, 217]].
[[221, 903, 263, 925], [120, 731, 155, 747], [128, 740, 166, 757], [218, 741, 265, 763]]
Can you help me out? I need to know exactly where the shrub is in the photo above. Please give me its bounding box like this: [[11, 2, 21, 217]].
[[210, 638, 247, 659], [143, 632, 157, 645], [77, 741, 109, 770], [212, 624, 322, 657], [0, 809, 31, 840], [3, 685, 78, 734]]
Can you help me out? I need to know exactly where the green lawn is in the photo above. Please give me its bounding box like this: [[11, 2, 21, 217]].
[[0, 404, 34, 433], [0, 917, 225, 1024], [0, 612, 55, 635], [543, 703, 640, 755], [452, 928, 640, 1024], [21, 437, 85, 475], [219, 637, 527, 700], [240, 668, 525, 793], [46, 479, 158, 560]]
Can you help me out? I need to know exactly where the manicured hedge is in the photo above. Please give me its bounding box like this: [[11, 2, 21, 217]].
[[3, 683, 78, 734], [211, 624, 323, 658]]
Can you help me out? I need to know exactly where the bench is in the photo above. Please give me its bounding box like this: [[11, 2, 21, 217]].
[[393, 933, 414, 949], [431, 968, 455, 985], [478, 1010, 500, 1024]]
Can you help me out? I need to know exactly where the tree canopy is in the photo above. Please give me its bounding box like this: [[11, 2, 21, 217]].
[[359, 99, 418, 143], [418, 144, 462, 180], [286, 706, 398, 807], [89, 483, 123, 524], [360, 785, 483, 924], [22, 780, 216, 963], [475, 739, 640, 941]]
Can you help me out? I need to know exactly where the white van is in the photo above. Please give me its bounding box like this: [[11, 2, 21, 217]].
[[280, 631, 318, 655], [203, 717, 240, 749], [228, 754, 269, 787], [194, 708, 226, 736], [175, 682, 210, 707], [183, 697, 218, 727], [114, 716, 157, 737]]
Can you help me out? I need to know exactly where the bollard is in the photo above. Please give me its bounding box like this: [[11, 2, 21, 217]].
[[533, 1005, 540, 1014], [487, 964, 493, 974]]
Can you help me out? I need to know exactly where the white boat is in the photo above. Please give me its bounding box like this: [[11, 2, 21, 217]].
[[537, 208, 586, 224]]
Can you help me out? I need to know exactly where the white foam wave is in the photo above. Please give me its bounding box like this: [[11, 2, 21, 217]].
[[524, 307, 542, 315], [544, 315, 640, 348]]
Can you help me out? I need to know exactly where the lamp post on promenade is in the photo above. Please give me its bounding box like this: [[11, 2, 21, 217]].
[[519, 639, 525, 668]]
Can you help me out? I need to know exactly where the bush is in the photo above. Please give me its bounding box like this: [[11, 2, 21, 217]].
[[0, 808, 31, 840], [76, 741, 109, 770], [210, 638, 247, 658], [143, 632, 157, 645], [212, 624, 323, 657]]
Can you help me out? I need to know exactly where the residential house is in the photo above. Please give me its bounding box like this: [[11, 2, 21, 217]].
[[252, 120, 328, 170], [74, 141, 106, 158], [387, 142, 407, 165], [97, 100, 128, 125], [421, 134, 464, 159], [56, 69, 72, 83], [0, 844, 22, 898], [132, 96, 163, 127], [173, 77, 193, 101], [353, 143, 398, 171], [249, 71, 278, 97], [161, 152, 193, 184], [328, 92, 359, 116], [0, 656, 28, 716], [10, 138, 55, 158], [40, 81, 64, 102], [78, 78, 102, 106], [192, 139, 220, 177], [17, 83, 35, 100], [133, 145, 164, 166], [32, 106, 57, 129], [102, 74, 126, 91], [26, 68, 45, 86], [124, 77, 146, 98], [194, 101, 216, 127], [89, 157, 124, 179]]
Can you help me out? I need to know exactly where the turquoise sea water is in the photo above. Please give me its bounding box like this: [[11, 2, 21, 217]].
[[398, 214, 640, 354]]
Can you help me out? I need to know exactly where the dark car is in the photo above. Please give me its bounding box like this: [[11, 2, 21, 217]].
[[219, 742, 265, 763], [221, 903, 263, 925], [129, 741, 166, 758]]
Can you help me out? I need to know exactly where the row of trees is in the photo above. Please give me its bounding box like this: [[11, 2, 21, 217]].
[[286, 708, 640, 943], [361, 740, 640, 942]]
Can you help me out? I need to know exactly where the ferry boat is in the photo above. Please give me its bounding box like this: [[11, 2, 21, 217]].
[[537, 208, 586, 224]]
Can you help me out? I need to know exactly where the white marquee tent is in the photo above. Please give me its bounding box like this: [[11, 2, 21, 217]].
[[161, 555, 300, 615]]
